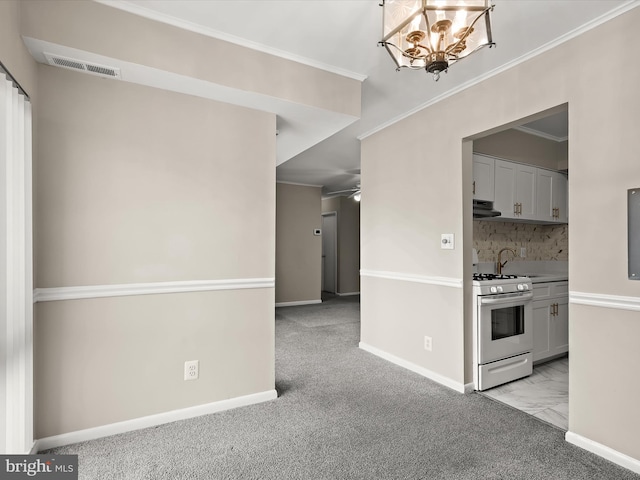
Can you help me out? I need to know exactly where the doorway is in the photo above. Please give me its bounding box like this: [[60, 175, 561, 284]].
[[468, 105, 569, 430], [321, 212, 337, 294]]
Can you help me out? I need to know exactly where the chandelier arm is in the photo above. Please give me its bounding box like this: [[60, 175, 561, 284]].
[[444, 5, 493, 55], [384, 42, 427, 61], [416, 42, 432, 55]]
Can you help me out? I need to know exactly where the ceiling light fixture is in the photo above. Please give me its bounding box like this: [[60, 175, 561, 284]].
[[324, 185, 361, 201], [379, 0, 495, 81]]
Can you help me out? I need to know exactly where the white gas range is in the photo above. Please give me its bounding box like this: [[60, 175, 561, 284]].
[[472, 273, 534, 391]]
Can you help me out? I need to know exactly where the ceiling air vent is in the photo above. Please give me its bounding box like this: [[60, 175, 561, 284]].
[[44, 53, 121, 79]]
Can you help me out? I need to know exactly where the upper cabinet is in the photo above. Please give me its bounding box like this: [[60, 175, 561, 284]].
[[536, 169, 568, 223], [472, 154, 495, 202], [474, 155, 568, 224], [493, 159, 537, 221]]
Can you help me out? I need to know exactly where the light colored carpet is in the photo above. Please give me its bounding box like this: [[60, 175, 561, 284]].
[[45, 295, 639, 479]]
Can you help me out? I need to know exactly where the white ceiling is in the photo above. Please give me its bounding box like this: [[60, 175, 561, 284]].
[[91, 1, 637, 193]]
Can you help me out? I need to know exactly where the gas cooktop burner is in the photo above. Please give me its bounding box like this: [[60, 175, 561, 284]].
[[473, 273, 520, 281]]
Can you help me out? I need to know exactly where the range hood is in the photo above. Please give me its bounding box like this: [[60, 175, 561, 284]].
[[473, 199, 501, 218]]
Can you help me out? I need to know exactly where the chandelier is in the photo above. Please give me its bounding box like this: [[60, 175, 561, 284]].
[[380, 0, 495, 81]]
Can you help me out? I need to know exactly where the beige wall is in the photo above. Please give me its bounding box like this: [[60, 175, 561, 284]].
[[322, 196, 361, 294], [569, 305, 640, 459], [0, 0, 38, 97], [362, 7, 640, 462], [474, 129, 567, 170], [35, 289, 274, 438], [276, 183, 322, 304], [34, 66, 276, 437]]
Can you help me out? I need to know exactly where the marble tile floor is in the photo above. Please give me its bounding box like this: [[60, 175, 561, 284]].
[[480, 356, 569, 430]]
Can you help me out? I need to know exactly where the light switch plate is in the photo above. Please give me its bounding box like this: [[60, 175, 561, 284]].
[[441, 234, 454, 250]]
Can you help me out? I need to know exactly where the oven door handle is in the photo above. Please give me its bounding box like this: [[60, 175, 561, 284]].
[[480, 292, 534, 305]]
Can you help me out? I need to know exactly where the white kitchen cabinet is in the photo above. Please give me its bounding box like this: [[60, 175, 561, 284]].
[[515, 164, 537, 219], [532, 281, 568, 363], [553, 172, 568, 223], [484, 156, 567, 224], [472, 154, 495, 201], [493, 159, 537, 220], [493, 159, 515, 216], [536, 169, 568, 223], [550, 298, 569, 357], [532, 299, 552, 362]]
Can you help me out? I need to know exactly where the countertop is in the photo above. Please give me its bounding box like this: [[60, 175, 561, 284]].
[[524, 274, 568, 283]]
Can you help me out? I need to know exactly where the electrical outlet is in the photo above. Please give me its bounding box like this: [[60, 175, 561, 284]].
[[424, 336, 432, 352], [184, 360, 199, 381], [520, 247, 526, 258]]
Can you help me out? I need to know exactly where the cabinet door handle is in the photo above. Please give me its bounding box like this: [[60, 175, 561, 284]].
[[473, 181, 476, 195], [514, 203, 521, 215]]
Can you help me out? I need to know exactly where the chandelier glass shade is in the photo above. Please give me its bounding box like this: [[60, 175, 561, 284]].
[[380, 0, 494, 80]]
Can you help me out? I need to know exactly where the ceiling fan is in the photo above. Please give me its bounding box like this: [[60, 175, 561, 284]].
[[324, 185, 361, 201]]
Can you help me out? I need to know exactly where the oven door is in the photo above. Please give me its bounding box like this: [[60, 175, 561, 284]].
[[477, 291, 533, 364]]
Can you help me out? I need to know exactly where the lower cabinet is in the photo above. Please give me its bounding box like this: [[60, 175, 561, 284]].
[[532, 282, 568, 363]]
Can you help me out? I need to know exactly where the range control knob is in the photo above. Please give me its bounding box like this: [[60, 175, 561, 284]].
[[490, 286, 497, 293], [517, 284, 529, 291], [497, 286, 504, 293]]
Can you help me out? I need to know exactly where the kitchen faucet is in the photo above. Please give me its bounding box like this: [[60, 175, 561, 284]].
[[497, 248, 517, 274]]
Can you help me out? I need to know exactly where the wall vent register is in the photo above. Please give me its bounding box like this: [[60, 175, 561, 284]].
[[44, 52, 121, 79]]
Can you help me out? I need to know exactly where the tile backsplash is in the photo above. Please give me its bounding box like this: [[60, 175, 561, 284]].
[[473, 221, 568, 263]]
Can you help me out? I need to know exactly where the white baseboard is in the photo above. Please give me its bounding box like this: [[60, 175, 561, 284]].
[[359, 342, 466, 394], [336, 291, 360, 297], [565, 431, 640, 475], [35, 389, 277, 452], [275, 299, 322, 307]]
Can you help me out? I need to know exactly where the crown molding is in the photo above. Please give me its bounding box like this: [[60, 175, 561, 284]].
[[513, 125, 568, 142], [276, 181, 323, 188]]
